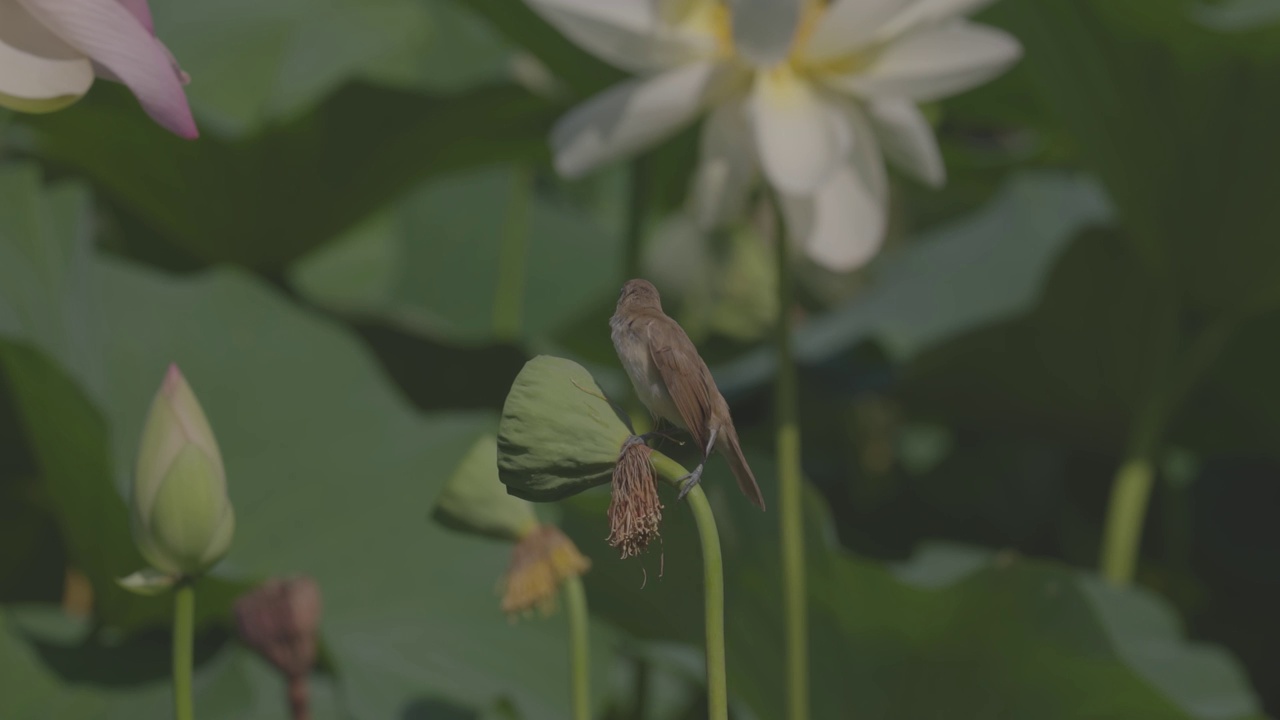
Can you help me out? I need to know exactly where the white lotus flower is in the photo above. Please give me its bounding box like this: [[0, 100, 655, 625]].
[[0, 0, 197, 138], [533, 0, 1021, 271]]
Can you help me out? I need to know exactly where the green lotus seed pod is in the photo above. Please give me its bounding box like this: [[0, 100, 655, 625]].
[[497, 356, 632, 502], [433, 434, 538, 542], [128, 364, 235, 579]]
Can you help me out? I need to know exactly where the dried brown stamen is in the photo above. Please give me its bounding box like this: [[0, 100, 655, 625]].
[[608, 439, 663, 559]]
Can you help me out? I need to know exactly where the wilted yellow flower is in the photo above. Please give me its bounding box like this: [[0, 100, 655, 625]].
[[501, 524, 590, 618]]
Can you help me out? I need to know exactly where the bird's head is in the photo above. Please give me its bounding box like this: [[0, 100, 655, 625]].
[[617, 278, 662, 313]]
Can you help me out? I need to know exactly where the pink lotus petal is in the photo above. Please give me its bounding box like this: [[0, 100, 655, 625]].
[[18, 0, 197, 138], [115, 0, 154, 34]]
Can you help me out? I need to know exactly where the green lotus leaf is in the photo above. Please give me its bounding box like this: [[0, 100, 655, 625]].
[[497, 356, 631, 502], [434, 434, 538, 542]]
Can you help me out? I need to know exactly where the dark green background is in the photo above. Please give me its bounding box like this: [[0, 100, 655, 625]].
[[1, 0, 1278, 717]]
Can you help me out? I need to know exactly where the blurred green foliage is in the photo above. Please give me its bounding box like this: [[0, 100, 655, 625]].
[[1, 0, 1279, 718]]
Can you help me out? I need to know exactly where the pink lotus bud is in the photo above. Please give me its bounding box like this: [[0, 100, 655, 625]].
[[127, 364, 234, 582]]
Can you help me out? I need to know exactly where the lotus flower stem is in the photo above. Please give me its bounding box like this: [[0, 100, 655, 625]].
[[768, 189, 808, 720], [1100, 455, 1155, 584], [493, 167, 533, 341], [651, 452, 727, 720], [625, 156, 650, 280], [623, 156, 655, 432], [1098, 314, 1237, 584], [563, 573, 591, 720], [173, 581, 196, 720]]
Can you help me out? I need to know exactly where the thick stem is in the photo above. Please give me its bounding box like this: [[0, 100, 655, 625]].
[[769, 190, 808, 720], [492, 166, 533, 341], [287, 675, 311, 720], [563, 574, 591, 720], [624, 156, 650, 281], [173, 582, 195, 720], [652, 452, 728, 720], [1097, 315, 1237, 585], [1099, 455, 1156, 584], [631, 656, 651, 720], [624, 156, 653, 430]]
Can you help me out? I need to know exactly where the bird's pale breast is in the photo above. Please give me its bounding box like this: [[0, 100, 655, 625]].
[[611, 318, 685, 428]]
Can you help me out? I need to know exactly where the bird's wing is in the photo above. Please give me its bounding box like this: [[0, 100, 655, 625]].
[[647, 318, 715, 455]]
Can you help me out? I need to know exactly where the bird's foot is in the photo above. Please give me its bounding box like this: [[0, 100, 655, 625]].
[[676, 464, 705, 502], [621, 434, 648, 452]]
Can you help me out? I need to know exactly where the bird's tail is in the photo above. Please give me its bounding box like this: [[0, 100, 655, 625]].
[[719, 423, 766, 510]]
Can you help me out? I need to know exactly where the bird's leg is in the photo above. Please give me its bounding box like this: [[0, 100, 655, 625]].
[[676, 427, 719, 501], [645, 427, 685, 446], [623, 419, 685, 452], [621, 428, 678, 458], [645, 417, 686, 446], [622, 431, 665, 451]]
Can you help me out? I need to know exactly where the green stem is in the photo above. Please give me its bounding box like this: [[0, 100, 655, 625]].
[[1099, 374, 1165, 587], [624, 156, 650, 280], [1097, 315, 1238, 585], [631, 656, 651, 720], [652, 452, 728, 720], [624, 156, 653, 431], [173, 581, 195, 720], [769, 190, 808, 720], [492, 166, 533, 341], [1099, 454, 1156, 584], [563, 574, 591, 720]]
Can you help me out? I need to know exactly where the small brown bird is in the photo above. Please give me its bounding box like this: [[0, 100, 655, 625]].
[[610, 279, 766, 510]]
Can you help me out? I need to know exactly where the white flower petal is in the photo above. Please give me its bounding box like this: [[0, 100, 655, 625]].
[[806, 0, 910, 61], [866, 98, 944, 187], [728, 0, 802, 68], [838, 21, 1022, 102], [782, 102, 889, 271], [17, 0, 197, 137], [849, 101, 889, 207], [525, 0, 716, 72], [749, 67, 841, 195], [551, 61, 726, 178], [691, 98, 757, 228], [807, 0, 1001, 61], [873, 0, 999, 42], [117, 568, 178, 596], [783, 162, 887, 271], [0, 1, 93, 104], [658, 0, 714, 25]]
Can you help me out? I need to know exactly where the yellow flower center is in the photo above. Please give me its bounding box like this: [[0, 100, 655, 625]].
[[789, 0, 826, 64], [679, 0, 875, 77], [680, 1, 736, 58], [793, 0, 877, 76]]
